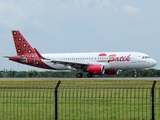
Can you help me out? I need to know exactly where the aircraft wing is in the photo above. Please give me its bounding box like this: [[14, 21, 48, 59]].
[[51, 59, 95, 69]]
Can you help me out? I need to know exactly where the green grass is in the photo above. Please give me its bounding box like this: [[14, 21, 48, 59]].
[[0, 79, 160, 120]]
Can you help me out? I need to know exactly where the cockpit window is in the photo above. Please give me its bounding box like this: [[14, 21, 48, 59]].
[[142, 56, 151, 59]]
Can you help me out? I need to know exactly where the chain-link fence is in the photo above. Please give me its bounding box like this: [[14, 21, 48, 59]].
[[0, 80, 160, 120]]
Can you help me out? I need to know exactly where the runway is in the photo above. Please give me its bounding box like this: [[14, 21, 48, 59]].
[[0, 77, 159, 80]]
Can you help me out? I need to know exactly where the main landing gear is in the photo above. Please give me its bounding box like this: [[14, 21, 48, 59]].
[[76, 73, 93, 78], [87, 73, 93, 78], [76, 73, 83, 78]]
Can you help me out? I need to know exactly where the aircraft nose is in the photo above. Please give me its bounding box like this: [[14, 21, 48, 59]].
[[152, 59, 157, 67]]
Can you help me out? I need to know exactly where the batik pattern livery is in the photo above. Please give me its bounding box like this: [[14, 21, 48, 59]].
[[11, 30, 52, 69]]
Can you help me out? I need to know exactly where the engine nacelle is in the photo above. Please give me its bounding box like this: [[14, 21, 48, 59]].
[[88, 65, 105, 74], [105, 69, 117, 75]]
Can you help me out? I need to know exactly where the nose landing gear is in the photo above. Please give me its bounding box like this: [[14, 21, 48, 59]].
[[133, 69, 138, 77]]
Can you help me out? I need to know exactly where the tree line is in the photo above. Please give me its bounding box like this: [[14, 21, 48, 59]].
[[0, 68, 159, 78]]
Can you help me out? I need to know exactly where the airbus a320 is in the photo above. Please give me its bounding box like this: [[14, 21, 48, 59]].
[[4, 30, 157, 78]]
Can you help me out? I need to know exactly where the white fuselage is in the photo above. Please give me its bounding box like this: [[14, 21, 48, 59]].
[[41, 52, 157, 70]]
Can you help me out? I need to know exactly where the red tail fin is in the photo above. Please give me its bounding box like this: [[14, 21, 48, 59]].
[[12, 30, 35, 56], [8, 30, 53, 70]]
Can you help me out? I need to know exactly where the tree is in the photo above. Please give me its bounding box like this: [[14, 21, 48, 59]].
[[16, 71, 28, 77], [0, 72, 2, 77]]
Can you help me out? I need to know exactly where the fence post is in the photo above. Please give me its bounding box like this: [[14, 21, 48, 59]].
[[151, 80, 156, 120], [55, 81, 61, 120]]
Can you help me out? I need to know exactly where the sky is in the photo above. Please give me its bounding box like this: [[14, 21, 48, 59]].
[[0, 0, 160, 71]]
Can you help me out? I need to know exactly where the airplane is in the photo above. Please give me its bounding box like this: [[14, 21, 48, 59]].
[[4, 30, 157, 78]]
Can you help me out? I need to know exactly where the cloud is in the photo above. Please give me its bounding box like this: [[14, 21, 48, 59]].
[[0, 1, 12, 12], [123, 5, 140, 13], [0, 0, 160, 71], [56, 0, 111, 11], [0, 1, 27, 28]]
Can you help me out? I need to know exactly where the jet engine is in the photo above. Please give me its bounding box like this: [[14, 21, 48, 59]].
[[88, 65, 105, 74]]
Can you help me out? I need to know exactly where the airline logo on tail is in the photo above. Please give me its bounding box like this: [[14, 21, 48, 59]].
[[12, 31, 35, 55], [5, 30, 54, 70]]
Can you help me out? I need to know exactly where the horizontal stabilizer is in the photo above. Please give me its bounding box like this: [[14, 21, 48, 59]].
[[4, 56, 27, 61], [3, 56, 12, 58]]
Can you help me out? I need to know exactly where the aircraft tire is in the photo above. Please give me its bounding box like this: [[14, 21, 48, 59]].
[[76, 73, 83, 78], [134, 74, 138, 77], [87, 73, 93, 78]]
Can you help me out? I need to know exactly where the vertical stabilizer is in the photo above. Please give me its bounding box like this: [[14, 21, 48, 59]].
[[12, 30, 35, 56], [4, 30, 54, 70]]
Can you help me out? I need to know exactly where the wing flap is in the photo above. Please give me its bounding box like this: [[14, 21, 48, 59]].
[[51, 59, 89, 68]]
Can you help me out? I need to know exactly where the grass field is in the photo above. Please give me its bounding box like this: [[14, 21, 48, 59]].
[[0, 79, 160, 120]]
